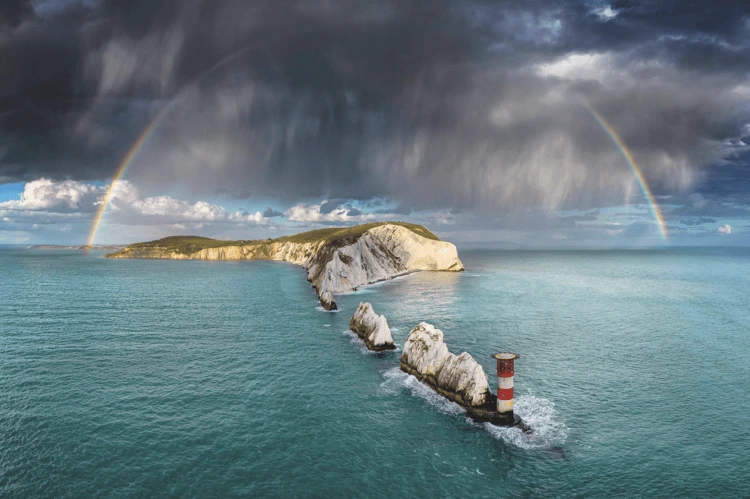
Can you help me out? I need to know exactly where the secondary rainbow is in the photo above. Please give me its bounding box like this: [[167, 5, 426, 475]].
[[583, 101, 669, 239]]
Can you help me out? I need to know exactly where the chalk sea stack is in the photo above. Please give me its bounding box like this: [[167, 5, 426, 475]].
[[106, 222, 464, 310], [400, 322, 528, 429], [400, 322, 491, 407], [349, 302, 396, 351]]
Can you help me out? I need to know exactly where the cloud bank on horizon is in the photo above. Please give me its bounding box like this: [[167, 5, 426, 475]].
[[1, 0, 749, 245]]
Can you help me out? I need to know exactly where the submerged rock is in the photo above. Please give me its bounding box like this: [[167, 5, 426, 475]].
[[349, 302, 396, 351], [318, 291, 337, 311], [400, 322, 489, 407]]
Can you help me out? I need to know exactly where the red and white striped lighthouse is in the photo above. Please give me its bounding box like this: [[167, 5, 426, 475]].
[[492, 352, 517, 415]]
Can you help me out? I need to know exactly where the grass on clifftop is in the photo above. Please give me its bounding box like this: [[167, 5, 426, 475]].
[[123, 235, 261, 255], [276, 222, 439, 244], [120, 222, 440, 254]]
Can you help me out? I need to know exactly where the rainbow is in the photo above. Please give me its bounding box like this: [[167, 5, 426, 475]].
[[583, 102, 669, 239], [85, 42, 271, 247], [85, 115, 164, 247]]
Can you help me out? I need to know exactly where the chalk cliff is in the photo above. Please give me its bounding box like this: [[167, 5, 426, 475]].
[[400, 322, 490, 408], [349, 302, 395, 351], [106, 222, 464, 310]]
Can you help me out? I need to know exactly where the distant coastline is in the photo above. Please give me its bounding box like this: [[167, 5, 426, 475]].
[[105, 222, 464, 310], [31, 244, 126, 250]]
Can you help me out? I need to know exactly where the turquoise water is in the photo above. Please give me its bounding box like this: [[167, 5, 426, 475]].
[[1, 248, 749, 497]]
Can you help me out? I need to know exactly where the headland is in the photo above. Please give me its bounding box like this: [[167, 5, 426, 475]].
[[106, 222, 464, 310]]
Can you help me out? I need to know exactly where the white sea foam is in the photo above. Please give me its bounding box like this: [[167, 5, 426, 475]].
[[479, 395, 567, 450], [315, 305, 341, 312], [381, 368, 567, 450], [380, 367, 465, 416], [343, 330, 400, 354], [344, 329, 372, 354]]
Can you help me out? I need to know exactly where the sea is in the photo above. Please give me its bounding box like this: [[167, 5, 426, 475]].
[[1, 247, 748, 497]]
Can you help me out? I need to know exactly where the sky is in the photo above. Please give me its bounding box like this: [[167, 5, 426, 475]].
[[1, 0, 749, 247]]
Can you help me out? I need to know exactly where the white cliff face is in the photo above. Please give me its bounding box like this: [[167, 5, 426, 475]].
[[349, 302, 395, 351], [400, 322, 489, 407], [312, 225, 463, 309], [401, 322, 450, 375], [368, 224, 464, 272], [192, 241, 322, 264], [435, 352, 489, 406], [186, 225, 463, 310]]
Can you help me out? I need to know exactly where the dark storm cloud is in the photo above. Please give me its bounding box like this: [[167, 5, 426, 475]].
[[0, 1, 34, 27], [1, 0, 749, 213], [375, 204, 413, 216], [557, 209, 601, 227], [262, 207, 283, 218], [319, 199, 349, 215], [215, 187, 252, 199]]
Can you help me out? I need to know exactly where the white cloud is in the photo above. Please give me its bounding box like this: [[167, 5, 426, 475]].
[[284, 201, 376, 223], [536, 50, 669, 87], [0, 178, 99, 212], [717, 224, 732, 234], [594, 6, 618, 20], [0, 178, 269, 228], [427, 210, 457, 225], [536, 52, 615, 82], [106, 181, 269, 225]]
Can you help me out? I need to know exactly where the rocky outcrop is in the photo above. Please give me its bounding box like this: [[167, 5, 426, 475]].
[[400, 322, 490, 408], [107, 223, 464, 310], [349, 302, 396, 351]]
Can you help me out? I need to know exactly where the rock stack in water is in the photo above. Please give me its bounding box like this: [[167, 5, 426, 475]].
[[400, 322, 490, 408], [350, 308, 525, 428], [349, 302, 396, 351]]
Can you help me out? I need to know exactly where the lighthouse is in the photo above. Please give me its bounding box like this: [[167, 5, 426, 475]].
[[492, 352, 518, 423]]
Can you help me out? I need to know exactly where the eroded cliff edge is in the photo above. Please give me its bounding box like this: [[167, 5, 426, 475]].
[[106, 222, 464, 310]]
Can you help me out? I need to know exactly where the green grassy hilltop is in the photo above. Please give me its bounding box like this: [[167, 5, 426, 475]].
[[114, 222, 440, 256]]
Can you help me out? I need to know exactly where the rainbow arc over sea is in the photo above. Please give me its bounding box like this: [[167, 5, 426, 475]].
[[582, 101, 669, 240], [85, 114, 166, 247], [84, 63, 669, 246], [85, 42, 267, 247]]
